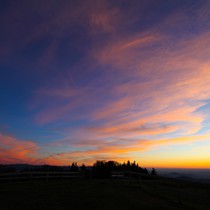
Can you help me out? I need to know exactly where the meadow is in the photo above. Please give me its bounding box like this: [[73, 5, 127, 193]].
[[0, 178, 209, 210]]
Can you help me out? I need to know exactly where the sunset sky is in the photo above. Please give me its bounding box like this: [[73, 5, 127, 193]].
[[1, 0, 210, 168]]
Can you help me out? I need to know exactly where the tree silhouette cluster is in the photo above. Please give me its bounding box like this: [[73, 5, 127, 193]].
[[70, 162, 79, 172], [92, 160, 151, 179], [0, 161, 157, 180]]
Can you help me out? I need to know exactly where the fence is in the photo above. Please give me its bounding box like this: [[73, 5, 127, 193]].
[[0, 170, 153, 182], [0, 171, 80, 182]]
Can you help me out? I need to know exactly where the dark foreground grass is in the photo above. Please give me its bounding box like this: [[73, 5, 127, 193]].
[[0, 179, 209, 210]]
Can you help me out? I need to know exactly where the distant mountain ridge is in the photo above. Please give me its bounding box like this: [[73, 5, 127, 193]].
[[157, 168, 210, 183]]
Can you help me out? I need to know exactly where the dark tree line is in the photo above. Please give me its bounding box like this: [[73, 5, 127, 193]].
[[0, 161, 158, 180], [91, 160, 152, 179]]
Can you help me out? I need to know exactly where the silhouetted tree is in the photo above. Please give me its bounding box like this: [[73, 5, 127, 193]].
[[126, 160, 131, 168], [151, 168, 157, 176], [143, 168, 149, 175], [91, 160, 151, 179], [121, 162, 126, 171], [92, 160, 110, 178], [70, 162, 79, 172], [80, 163, 86, 171], [106, 161, 119, 171]]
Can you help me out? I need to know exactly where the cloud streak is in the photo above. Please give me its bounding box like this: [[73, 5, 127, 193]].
[[38, 132, 210, 166], [0, 133, 39, 164], [1, 0, 210, 167]]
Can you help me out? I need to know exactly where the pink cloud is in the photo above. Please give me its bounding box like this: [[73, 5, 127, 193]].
[[0, 133, 39, 164], [89, 0, 120, 33], [20, 1, 210, 166], [38, 132, 210, 166], [89, 29, 210, 134], [31, 30, 210, 137]]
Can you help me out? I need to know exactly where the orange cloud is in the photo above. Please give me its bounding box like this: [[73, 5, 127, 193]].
[[89, 29, 210, 136], [39, 132, 210, 166], [23, 2, 210, 168], [95, 33, 163, 68], [0, 133, 39, 164]]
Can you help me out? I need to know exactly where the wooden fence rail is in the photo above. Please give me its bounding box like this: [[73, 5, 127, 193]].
[[0, 172, 80, 182], [0, 170, 153, 183]]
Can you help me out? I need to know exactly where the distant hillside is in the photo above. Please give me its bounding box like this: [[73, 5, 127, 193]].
[[157, 168, 210, 183]]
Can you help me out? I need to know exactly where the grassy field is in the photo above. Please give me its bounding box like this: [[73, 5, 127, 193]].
[[0, 178, 209, 210]]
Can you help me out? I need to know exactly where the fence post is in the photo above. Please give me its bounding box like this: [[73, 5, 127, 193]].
[[29, 172, 32, 182], [46, 173, 49, 182], [177, 183, 182, 205]]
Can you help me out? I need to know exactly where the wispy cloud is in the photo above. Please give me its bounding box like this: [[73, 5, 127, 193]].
[[1, 0, 210, 167], [0, 133, 39, 164], [39, 132, 210, 166], [28, 5, 210, 167]]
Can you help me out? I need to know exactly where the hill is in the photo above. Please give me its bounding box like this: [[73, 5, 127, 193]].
[[0, 178, 209, 210]]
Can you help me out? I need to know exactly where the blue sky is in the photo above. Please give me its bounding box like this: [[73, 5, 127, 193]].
[[1, 0, 210, 167]]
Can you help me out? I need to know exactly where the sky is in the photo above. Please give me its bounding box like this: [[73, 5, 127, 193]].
[[1, 0, 210, 168]]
